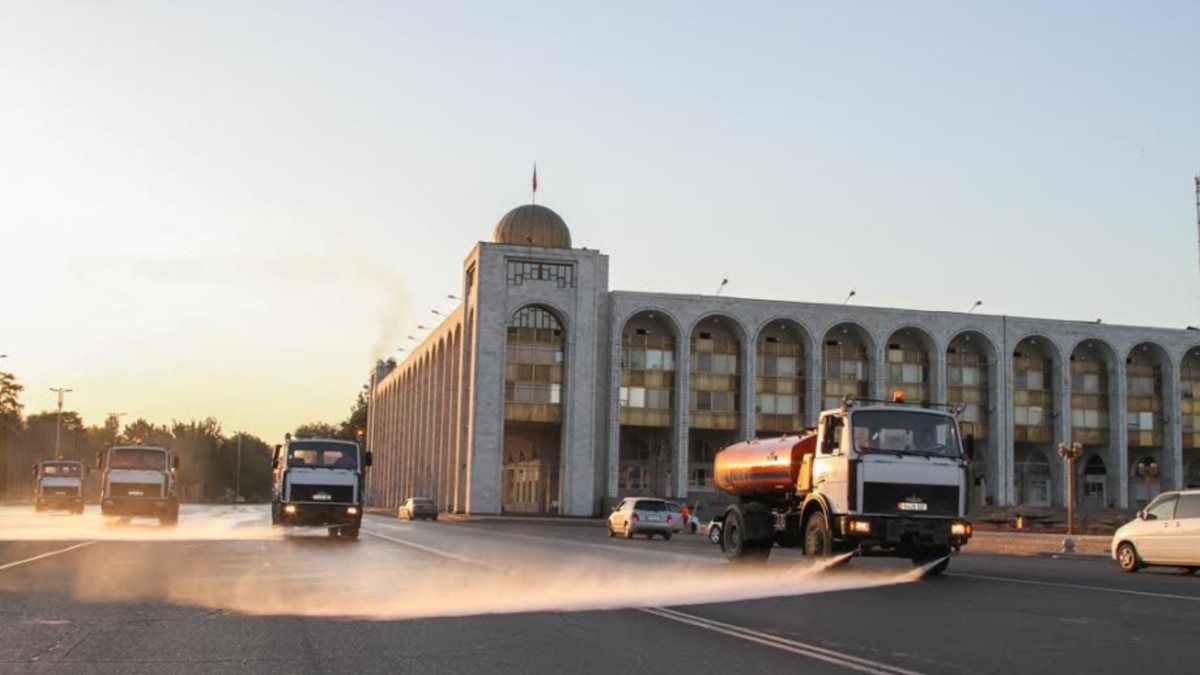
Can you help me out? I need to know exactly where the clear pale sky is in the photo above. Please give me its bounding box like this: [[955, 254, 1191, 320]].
[[2, 1, 1198, 442]]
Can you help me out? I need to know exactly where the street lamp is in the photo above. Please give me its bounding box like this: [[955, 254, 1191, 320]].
[[1057, 441, 1083, 536], [49, 388, 74, 458], [715, 279, 728, 296], [1136, 459, 1159, 506], [843, 290, 856, 305], [447, 294, 460, 300], [969, 300, 982, 313]]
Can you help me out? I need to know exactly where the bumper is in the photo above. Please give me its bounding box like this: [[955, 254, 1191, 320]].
[[37, 496, 84, 510], [631, 521, 676, 534], [838, 515, 972, 555], [101, 496, 172, 517], [278, 502, 362, 527]]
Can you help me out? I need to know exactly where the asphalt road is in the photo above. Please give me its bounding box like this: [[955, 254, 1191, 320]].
[[1, 504, 1198, 674]]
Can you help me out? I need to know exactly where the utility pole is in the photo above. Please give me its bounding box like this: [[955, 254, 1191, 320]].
[[49, 388, 73, 459], [235, 432, 243, 503]]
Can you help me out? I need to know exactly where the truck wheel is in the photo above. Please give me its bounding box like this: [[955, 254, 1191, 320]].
[[803, 512, 832, 558], [623, 522, 633, 539], [341, 526, 360, 541], [708, 523, 722, 544], [662, 531, 673, 542], [722, 508, 770, 564]]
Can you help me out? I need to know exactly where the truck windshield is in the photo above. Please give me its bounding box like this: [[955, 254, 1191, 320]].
[[109, 448, 168, 470], [851, 410, 962, 459], [287, 441, 358, 470], [42, 462, 82, 477]]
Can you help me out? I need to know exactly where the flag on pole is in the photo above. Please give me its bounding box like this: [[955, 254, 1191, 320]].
[[532, 163, 538, 194]]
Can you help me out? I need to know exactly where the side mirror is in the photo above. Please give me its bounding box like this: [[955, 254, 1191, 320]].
[[31, 463, 39, 478], [171, 456, 180, 470], [95, 451, 105, 470], [1137, 509, 1149, 521], [271, 458, 279, 469], [964, 435, 976, 462], [364, 451, 373, 467]]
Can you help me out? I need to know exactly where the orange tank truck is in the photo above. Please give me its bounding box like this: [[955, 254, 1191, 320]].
[[713, 433, 817, 499]]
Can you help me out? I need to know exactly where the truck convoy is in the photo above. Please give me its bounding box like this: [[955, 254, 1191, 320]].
[[97, 443, 181, 526], [271, 434, 371, 540], [33, 459, 87, 514], [712, 393, 973, 574]]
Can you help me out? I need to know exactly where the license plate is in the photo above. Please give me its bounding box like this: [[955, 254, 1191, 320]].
[[128, 490, 143, 496], [646, 515, 662, 521], [314, 492, 332, 501], [899, 502, 927, 511]]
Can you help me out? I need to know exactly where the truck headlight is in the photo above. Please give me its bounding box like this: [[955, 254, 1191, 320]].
[[284, 504, 298, 514], [848, 519, 871, 534], [347, 507, 359, 515], [951, 522, 972, 536]]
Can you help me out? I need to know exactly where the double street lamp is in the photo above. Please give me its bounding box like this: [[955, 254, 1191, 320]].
[[49, 387, 74, 459], [1136, 459, 1160, 506], [1057, 441, 1083, 536]]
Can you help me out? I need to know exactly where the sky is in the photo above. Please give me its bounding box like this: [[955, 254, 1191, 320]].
[[1, 1, 1198, 443]]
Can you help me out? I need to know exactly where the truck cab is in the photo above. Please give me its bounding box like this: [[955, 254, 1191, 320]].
[[97, 443, 180, 526], [33, 459, 87, 514], [271, 435, 372, 540]]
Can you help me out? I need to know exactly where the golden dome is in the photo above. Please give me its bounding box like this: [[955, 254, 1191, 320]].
[[493, 204, 572, 248]]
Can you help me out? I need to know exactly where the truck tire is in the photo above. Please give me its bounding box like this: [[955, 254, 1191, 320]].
[[722, 507, 771, 564], [340, 526, 360, 541], [803, 512, 832, 558]]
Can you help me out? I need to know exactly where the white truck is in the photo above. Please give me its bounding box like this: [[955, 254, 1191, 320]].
[[712, 393, 974, 574], [33, 459, 87, 514], [97, 443, 180, 526], [271, 435, 372, 540]]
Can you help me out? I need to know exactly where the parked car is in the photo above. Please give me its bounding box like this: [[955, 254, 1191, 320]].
[[398, 497, 438, 521], [1112, 489, 1200, 573], [607, 497, 676, 540], [706, 518, 722, 544]]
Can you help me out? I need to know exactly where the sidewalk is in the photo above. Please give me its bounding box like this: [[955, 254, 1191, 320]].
[[367, 508, 1113, 559]]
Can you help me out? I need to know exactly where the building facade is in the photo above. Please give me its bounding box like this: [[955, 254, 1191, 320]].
[[366, 203, 1200, 517]]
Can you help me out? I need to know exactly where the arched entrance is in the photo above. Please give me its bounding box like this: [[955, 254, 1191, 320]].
[[501, 305, 565, 514], [1082, 455, 1107, 508], [1020, 451, 1051, 507]]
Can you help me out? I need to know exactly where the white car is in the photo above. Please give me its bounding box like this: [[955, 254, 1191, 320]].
[[607, 497, 677, 540], [1112, 489, 1200, 573]]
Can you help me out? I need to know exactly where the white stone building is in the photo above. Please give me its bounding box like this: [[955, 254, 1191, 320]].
[[366, 203, 1200, 517]]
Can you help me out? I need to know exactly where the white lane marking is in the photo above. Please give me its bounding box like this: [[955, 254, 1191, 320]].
[[0, 541, 98, 572], [949, 573, 1200, 602], [362, 530, 499, 568], [641, 607, 928, 675], [364, 528, 925, 674]]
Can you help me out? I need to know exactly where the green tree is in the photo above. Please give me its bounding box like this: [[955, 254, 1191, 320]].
[[171, 418, 224, 502], [338, 383, 369, 441], [293, 421, 341, 439], [0, 371, 26, 498], [122, 418, 173, 447]]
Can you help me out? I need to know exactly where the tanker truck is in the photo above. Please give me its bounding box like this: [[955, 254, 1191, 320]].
[[712, 393, 973, 573]]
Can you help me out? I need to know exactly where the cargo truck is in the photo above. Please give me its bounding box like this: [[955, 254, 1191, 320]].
[[33, 459, 87, 514], [97, 443, 181, 526], [271, 435, 371, 540]]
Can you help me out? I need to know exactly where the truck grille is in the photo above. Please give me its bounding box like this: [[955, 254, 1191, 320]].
[[290, 484, 355, 504], [110, 482, 162, 498], [862, 483, 959, 517], [45, 486, 80, 497]]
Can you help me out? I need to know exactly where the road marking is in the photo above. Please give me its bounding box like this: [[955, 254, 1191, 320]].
[[640, 607, 928, 675], [362, 530, 499, 568], [0, 541, 98, 572], [949, 573, 1200, 602], [364, 527, 926, 673]]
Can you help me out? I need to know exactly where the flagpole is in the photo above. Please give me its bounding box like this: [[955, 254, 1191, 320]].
[[532, 162, 538, 204]]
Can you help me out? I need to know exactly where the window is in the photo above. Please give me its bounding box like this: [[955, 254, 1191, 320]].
[[1146, 494, 1178, 520], [1084, 475, 1105, 499], [506, 260, 576, 288], [1175, 494, 1200, 519]]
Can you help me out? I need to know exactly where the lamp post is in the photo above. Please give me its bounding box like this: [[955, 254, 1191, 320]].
[[1057, 441, 1083, 536], [843, 290, 856, 305], [108, 412, 127, 445], [49, 388, 74, 459], [969, 300, 982, 313], [1136, 459, 1159, 506]]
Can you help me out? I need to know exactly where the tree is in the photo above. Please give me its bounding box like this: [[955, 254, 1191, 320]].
[[293, 421, 341, 439], [338, 383, 369, 441], [0, 371, 26, 498], [122, 418, 173, 447], [171, 418, 224, 502]]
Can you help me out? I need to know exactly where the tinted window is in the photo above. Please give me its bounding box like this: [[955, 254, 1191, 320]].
[[1146, 494, 1178, 520], [633, 500, 667, 512], [109, 448, 167, 470], [1175, 494, 1200, 519], [288, 441, 358, 469]]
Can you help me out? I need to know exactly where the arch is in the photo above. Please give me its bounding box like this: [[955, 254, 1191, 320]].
[[616, 309, 682, 497], [687, 312, 748, 500], [883, 325, 937, 407], [1127, 341, 1171, 454], [754, 318, 812, 434], [501, 303, 568, 515], [617, 306, 685, 342], [821, 322, 876, 410], [1018, 449, 1053, 507], [1067, 338, 1119, 448]]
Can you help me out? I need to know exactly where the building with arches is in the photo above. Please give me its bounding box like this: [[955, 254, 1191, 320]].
[[366, 202, 1200, 517]]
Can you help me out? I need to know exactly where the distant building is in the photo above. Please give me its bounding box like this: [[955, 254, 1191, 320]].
[[366, 203, 1200, 517]]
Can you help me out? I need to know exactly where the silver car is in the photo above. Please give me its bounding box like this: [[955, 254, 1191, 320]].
[[1112, 489, 1200, 573], [607, 497, 676, 540], [398, 497, 438, 521]]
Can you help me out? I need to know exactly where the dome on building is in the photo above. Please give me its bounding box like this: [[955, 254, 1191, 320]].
[[493, 204, 572, 248]]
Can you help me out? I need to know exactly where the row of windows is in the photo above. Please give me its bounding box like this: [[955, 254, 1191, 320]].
[[622, 348, 676, 370], [887, 363, 926, 384], [691, 391, 739, 412], [505, 382, 562, 404], [506, 261, 575, 288], [506, 344, 564, 365], [692, 353, 738, 374], [620, 387, 672, 410]]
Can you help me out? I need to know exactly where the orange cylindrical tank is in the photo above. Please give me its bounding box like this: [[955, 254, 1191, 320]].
[[713, 433, 817, 498]]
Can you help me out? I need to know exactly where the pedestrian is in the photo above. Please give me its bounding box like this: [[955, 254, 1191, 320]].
[[681, 503, 691, 528]]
